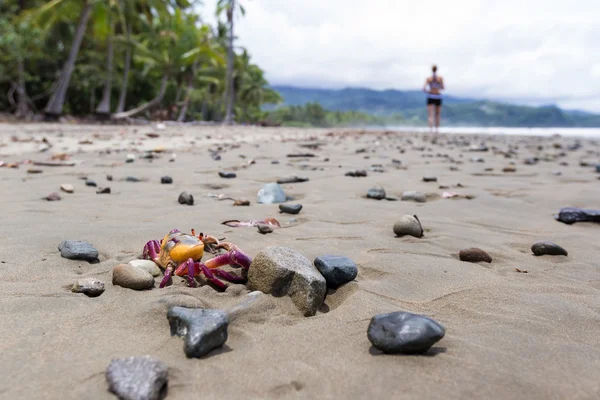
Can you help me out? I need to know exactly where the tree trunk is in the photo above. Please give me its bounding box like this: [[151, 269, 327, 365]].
[[115, 23, 132, 113], [177, 62, 198, 122], [223, 0, 235, 124], [90, 85, 95, 112], [112, 74, 169, 119], [44, 2, 93, 118], [15, 58, 29, 118], [96, 17, 115, 116]]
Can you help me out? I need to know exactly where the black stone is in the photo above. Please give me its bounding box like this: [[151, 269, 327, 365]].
[[366, 187, 386, 200], [314, 255, 358, 289], [279, 204, 303, 215], [555, 207, 600, 224], [531, 241, 568, 256], [58, 240, 99, 262], [367, 311, 445, 354], [423, 176, 437, 182], [178, 191, 194, 205], [219, 171, 236, 179], [125, 176, 141, 182], [277, 176, 309, 184], [257, 224, 273, 234], [287, 153, 315, 158], [167, 307, 229, 358], [106, 175, 113, 181], [345, 170, 367, 177], [106, 356, 168, 400], [85, 180, 97, 187], [160, 176, 173, 184], [97, 187, 111, 194]]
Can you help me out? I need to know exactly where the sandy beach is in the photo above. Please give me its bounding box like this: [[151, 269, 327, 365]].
[[1, 123, 599, 400]]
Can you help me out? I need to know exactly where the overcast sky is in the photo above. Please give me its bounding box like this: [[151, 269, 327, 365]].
[[200, 0, 600, 112]]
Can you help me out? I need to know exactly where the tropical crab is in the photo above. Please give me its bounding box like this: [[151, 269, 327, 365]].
[[142, 229, 252, 290]]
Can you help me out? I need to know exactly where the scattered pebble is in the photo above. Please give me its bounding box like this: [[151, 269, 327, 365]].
[[531, 241, 568, 256], [60, 184, 74, 193], [551, 170, 562, 176], [385, 196, 399, 201], [178, 191, 194, 205], [345, 170, 367, 177], [314, 255, 358, 289], [106, 356, 168, 400], [233, 199, 250, 206], [27, 168, 43, 174], [367, 311, 445, 354], [277, 176, 309, 184], [85, 180, 97, 187], [125, 154, 136, 163], [279, 204, 303, 215], [401, 191, 427, 203], [393, 215, 424, 238], [524, 157, 538, 165], [248, 246, 326, 317], [129, 260, 162, 277], [366, 187, 386, 200], [555, 207, 600, 224], [422, 176, 437, 182], [169, 154, 176, 162], [160, 176, 172, 184], [503, 166, 516, 172], [257, 183, 287, 204], [44, 192, 61, 201], [167, 307, 229, 358], [106, 174, 113, 181], [287, 153, 315, 158], [459, 248, 492, 263], [97, 187, 111, 194], [59, 240, 99, 262], [256, 223, 273, 234], [125, 176, 141, 182], [112, 264, 155, 290], [72, 278, 105, 297], [219, 171, 236, 179]]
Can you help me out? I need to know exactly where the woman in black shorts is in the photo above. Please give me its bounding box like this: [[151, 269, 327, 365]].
[[423, 65, 444, 133]]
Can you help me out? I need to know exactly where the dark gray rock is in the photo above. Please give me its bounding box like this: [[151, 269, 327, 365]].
[[112, 264, 155, 290], [178, 191, 194, 205], [345, 170, 368, 177], [596, 164, 600, 173], [256, 223, 273, 234], [59, 240, 99, 262], [106, 174, 113, 181], [393, 215, 424, 238], [279, 204, 302, 215], [531, 241, 568, 256], [367, 311, 445, 354], [366, 187, 386, 200], [160, 176, 172, 184], [422, 176, 437, 182], [85, 180, 97, 187], [106, 356, 168, 400], [277, 176, 309, 184], [555, 207, 600, 224], [125, 176, 141, 182], [167, 307, 229, 358], [248, 246, 326, 316], [257, 183, 286, 204], [219, 171, 236, 179], [72, 278, 105, 297], [97, 187, 111, 194], [314, 255, 357, 289], [459, 248, 492, 263]]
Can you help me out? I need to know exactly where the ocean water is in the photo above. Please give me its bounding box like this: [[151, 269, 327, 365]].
[[382, 126, 600, 138]]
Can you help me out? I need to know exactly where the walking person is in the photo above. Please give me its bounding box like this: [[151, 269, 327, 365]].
[[423, 65, 444, 133]]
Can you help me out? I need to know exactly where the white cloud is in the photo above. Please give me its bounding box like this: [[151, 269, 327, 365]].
[[199, 0, 600, 112]]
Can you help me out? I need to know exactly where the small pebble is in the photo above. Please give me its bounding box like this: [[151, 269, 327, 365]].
[[401, 191, 427, 203], [366, 187, 386, 200], [367, 311, 445, 354], [257, 223, 273, 234], [277, 176, 309, 184], [112, 264, 155, 290], [393, 215, 424, 238], [97, 187, 111, 194], [178, 191, 194, 205], [169, 154, 176, 162], [72, 278, 105, 297], [128, 260, 162, 277], [106, 356, 168, 400], [167, 307, 229, 358], [59, 240, 99, 262], [385, 196, 399, 201], [422, 176, 437, 182], [125, 176, 141, 182], [60, 184, 74, 193], [160, 176, 173, 184], [85, 180, 97, 187], [531, 241, 568, 256], [279, 204, 302, 214], [219, 171, 236, 179], [44, 192, 61, 201], [106, 174, 113, 181], [125, 154, 136, 163], [459, 248, 492, 263], [314, 255, 358, 288], [27, 168, 43, 174], [503, 166, 516, 172], [345, 170, 367, 177], [233, 199, 250, 206]]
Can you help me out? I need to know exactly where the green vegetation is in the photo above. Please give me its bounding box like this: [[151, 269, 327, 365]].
[[0, 0, 281, 122]]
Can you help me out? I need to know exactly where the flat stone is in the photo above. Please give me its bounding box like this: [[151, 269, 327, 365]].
[[459, 248, 492, 263], [367, 311, 445, 354], [277, 176, 309, 184], [422, 176, 437, 182], [85, 180, 97, 187], [393, 215, 424, 238], [555, 207, 600, 224], [345, 170, 367, 177], [112, 264, 154, 290], [257, 183, 287, 204], [44, 192, 61, 201], [248, 246, 326, 316], [531, 241, 568, 256], [503, 166, 517, 173], [314, 255, 358, 289], [71, 278, 105, 297], [401, 191, 427, 203], [178, 191, 194, 205], [97, 187, 111, 194], [279, 204, 303, 214], [160, 176, 172, 184], [256, 223, 273, 234], [106, 356, 168, 400], [60, 184, 74, 193], [366, 187, 386, 200], [128, 260, 162, 277], [219, 171, 236, 179], [125, 176, 141, 182], [59, 240, 99, 262], [167, 307, 229, 358]]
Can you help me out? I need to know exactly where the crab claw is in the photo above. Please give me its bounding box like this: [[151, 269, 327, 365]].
[[204, 242, 252, 270], [143, 240, 161, 260]]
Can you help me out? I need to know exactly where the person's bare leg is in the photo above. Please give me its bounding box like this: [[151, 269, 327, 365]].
[[427, 104, 435, 132], [434, 105, 442, 133]]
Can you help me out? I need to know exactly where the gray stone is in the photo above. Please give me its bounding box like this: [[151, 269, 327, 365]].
[[366, 187, 386, 200], [247, 246, 326, 316], [531, 241, 568, 256], [160, 176, 172, 184], [257, 183, 287, 204], [596, 164, 600, 173], [58, 240, 99, 262], [97, 187, 111, 194], [106, 356, 168, 400], [367, 311, 445, 354], [112, 264, 155, 290], [85, 180, 97, 187], [459, 248, 492, 263], [44, 192, 61, 201], [277, 176, 309, 184], [219, 171, 237, 179], [167, 307, 229, 358], [178, 191, 194, 205], [401, 191, 427, 203], [422, 176, 437, 182], [125, 176, 141, 182], [256, 223, 273, 234], [279, 204, 303, 214], [72, 278, 105, 297], [314, 255, 358, 289], [345, 170, 367, 177], [128, 260, 162, 277], [393, 215, 424, 238]]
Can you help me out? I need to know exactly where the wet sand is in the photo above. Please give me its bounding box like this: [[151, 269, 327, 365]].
[[1, 123, 599, 399]]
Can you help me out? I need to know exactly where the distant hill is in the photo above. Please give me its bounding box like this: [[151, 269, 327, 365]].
[[270, 85, 600, 127]]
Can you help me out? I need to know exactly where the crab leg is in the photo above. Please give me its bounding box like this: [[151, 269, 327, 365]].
[[198, 263, 227, 290], [142, 240, 161, 260], [204, 243, 252, 270], [213, 268, 246, 283], [159, 265, 174, 288]]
